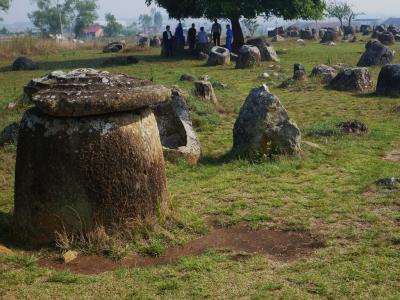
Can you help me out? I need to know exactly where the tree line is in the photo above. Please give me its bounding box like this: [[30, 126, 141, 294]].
[[0, 0, 365, 41]]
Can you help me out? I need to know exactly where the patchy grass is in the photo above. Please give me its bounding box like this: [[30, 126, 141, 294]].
[[0, 36, 400, 299]]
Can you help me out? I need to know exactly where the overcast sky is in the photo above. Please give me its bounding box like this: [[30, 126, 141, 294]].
[[0, 0, 399, 23]]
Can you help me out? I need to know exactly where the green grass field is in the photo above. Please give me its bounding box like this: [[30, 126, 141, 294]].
[[1, 37, 400, 299]]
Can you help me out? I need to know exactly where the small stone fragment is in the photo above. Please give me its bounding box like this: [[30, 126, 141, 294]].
[[63, 250, 79, 264]]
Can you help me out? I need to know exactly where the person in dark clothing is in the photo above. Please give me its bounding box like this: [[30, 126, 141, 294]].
[[162, 25, 173, 57], [188, 23, 197, 50], [211, 19, 222, 46]]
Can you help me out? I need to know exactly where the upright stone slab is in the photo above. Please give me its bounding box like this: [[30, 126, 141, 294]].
[[194, 80, 218, 104], [233, 85, 301, 157], [293, 64, 307, 81], [153, 88, 201, 165], [376, 64, 400, 97], [14, 69, 170, 246]]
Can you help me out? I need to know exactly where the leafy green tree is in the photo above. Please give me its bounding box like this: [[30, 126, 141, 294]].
[[28, 0, 73, 35], [73, 0, 98, 37], [146, 0, 326, 50], [0, 0, 10, 11], [104, 13, 123, 37]]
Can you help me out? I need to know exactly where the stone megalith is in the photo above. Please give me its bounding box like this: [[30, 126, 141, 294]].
[[14, 69, 170, 246], [12, 56, 38, 71], [293, 64, 307, 81], [311, 64, 337, 83], [208, 46, 231, 66], [103, 41, 126, 53], [376, 64, 400, 97], [233, 84, 301, 157], [236, 45, 261, 69], [153, 88, 201, 165], [247, 37, 279, 62], [357, 40, 395, 67], [329, 68, 373, 93], [377, 32, 395, 45], [194, 80, 218, 104], [321, 30, 339, 43]]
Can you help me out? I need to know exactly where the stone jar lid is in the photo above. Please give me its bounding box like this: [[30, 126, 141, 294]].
[[26, 68, 171, 117]]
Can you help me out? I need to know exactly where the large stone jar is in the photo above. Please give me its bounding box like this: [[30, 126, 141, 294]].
[[14, 69, 171, 245]]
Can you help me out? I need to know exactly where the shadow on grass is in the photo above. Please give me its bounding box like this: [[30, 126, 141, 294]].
[[0, 53, 201, 73]]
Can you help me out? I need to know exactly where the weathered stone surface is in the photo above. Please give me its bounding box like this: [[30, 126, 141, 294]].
[[0, 244, 14, 256], [194, 81, 217, 104], [358, 40, 395, 67], [12, 56, 38, 71], [321, 30, 339, 43], [24, 69, 171, 117], [63, 250, 79, 264], [247, 38, 278, 61], [330, 68, 373, 93], [336, 120, 368, 134], [376, 64, 400, 97], [153, 88, 201, 165], [101, 56, 138, 67], [208, 46, 230, 66], [236, 45, 261, 69], [293, 64, 307, 81], [271, 35, 285, 42], [14, 107, 168, 245], [233, 84, 301, 156], [311, 64, 337, 83], [103, 41, 126, 53], [377, 32, 395, 45], [300, 29, 315, 40], [0, 122, 19, 146]]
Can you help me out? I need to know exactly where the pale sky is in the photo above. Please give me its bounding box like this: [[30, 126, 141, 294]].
[[0, 0, 399, 23]]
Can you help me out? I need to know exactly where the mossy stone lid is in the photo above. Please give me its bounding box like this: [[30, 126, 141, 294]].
[[25, 68, 171, 117]]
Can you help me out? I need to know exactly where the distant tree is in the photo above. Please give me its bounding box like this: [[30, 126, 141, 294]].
[[146, 0, 326, 50], [153, 11, 163, 29], [242, 18, 259, 37], [326, 1, 352, 30], [0, 26, 8, 34], [73, 0, 98, 38], [346, 9, 364, 27], [104, 13, 123, 37], [139, 14, 152, 33], [29, 0, 75, 36]]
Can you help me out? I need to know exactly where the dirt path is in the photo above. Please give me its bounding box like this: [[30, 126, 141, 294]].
[[39, 225, 324, 275]]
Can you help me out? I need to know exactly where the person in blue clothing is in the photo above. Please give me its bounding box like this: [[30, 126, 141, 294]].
[[226, 24, 233, 52], [175, 22, 184, 49]]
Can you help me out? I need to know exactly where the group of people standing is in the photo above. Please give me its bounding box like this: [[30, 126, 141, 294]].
[[162, 19, 233, 57]]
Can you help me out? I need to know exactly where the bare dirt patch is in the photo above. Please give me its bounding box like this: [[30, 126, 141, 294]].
[[383, 150, 400, 163], [39, 225, 323, 275]]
